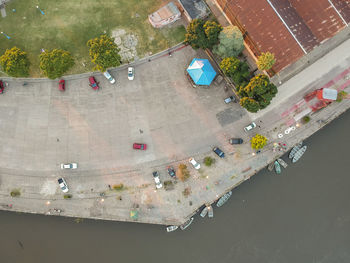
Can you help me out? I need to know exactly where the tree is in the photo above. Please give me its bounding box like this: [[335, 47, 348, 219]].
[[220, 57, 240, 76], [177, 164, 190, 181], [87, 34, 121, 72], [0, 47, 30, 77], [238, 74, 278, 112], [251, 134, 267, 150], [220, 57, 250, 87], [185, 19, 222, 49], [257, 52, 276, 71], [39, 49, 74, 79], [213, 25, 244, 58]]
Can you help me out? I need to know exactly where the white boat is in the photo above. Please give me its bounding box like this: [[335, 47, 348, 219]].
[[216, 191, 232, 207], [267, 162, 275, 171], [277, 158, 288, 168], [166, 225, 178, 232], [180, 217, 194, 230], [200, 206, 208, 217], [289, 142, 303, 159], [208, 205, 214, 218], [292, 145, 307, 163]]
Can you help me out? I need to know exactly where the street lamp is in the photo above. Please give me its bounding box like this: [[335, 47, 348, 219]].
[[46, 201, 51, 205], [1, 32, 11, 39], [36, 5, 45, 15]]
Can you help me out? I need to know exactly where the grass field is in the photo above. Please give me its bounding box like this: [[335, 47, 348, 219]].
[[0, 0, 186, 77]]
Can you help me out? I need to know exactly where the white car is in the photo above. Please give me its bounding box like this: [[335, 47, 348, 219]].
[[103, 71, 116, 84], [152, 171, 162, 189], [189, 158, 201, 170], [244, 122, 257, 132], [58, 178, 69, 193], [128, 67, 134, 80], [60, 163, 78, 169]]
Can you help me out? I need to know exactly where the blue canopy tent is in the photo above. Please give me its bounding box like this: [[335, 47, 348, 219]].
[[186, 58, 216, 86]]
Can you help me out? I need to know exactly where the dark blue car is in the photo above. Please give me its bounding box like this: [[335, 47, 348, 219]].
[[213, 147, 225, 158]]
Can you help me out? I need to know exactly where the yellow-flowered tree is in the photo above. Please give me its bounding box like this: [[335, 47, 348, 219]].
[[251, 134, 267, 150]]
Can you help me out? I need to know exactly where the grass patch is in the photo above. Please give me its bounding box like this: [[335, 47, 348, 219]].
[[63, 194, 72, 199], [112, 183, 124, 191], [182, 187, 191, 197], [0, 0, 185, 77], [204, 156, 215, 166], [164, 180, 174, 191], [10, 189, 21, 197]]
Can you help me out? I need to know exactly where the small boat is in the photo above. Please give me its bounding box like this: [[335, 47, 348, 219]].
[[200, 206, 208, 217], [289, 142, 303, 159], [216, 191, 232, 207], [267, 162, 275, 171], [180, 217, 194, 230], [166, 225, 178, 232], [292, 145, 307, 163], [208, 205, 214, 218], [277, 158, 288, 168], [274, 160, 281, 174]]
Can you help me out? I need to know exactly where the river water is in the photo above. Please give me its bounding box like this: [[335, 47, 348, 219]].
[[1, 112, 350, 263]]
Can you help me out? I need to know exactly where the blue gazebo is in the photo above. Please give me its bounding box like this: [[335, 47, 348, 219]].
[[186, 58, 216, 86]]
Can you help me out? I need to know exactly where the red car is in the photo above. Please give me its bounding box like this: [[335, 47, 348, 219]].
[[0, 80, 5, 94], [133, 143, 147, 150], [58, 79, 65, 91], [89, 76, 99, 90]]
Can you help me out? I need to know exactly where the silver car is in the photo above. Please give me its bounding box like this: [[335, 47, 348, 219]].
[[103, 71, 116, 84], [189, 158, 200, 170], [244, 122, 257, 132]]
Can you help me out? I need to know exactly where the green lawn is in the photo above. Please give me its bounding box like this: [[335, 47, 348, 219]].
[[0, 0, 186, 77]]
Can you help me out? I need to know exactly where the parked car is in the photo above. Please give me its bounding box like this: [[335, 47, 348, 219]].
[[189, 158, 200, 170], [167, 166, 176, 178], [244, 122, 257, 132], [224, 96, 236, 104], [229, 138, 243, 144], [58, 79, 65, 91], [58, 178, 69, 193], [103, 71, 116, 84], [60, 163, 78, 169], [0, 80, 5, 94], [133, 143, 147, 150], [213, 147, 225, 158], [128, 67, 134, 80], [152, 171, 163, 189], [89, 76, 100, 90]]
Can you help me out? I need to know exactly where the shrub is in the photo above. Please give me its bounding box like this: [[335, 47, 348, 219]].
[[302, 116, 310, 123], [336, 91, 348, 102], [177, 164, 190, 181], [113, 183, 124, 191], [164, 180, 174, 191], [39, 49, 74, 79], [204, 156, 215, 166], [0, 47, 30, 77], [257, 52, 276, 71], [182, 187, 191, 197], [251, 134, 268, 150], [64, 194, 72, 199], [10, 189, 21, 197]]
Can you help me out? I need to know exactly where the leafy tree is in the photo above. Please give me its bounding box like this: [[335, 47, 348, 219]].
[[213, 25, 244, 58], [0, 47, 30, 77], [238, 74, 277, 112], [251, 134, 267, 150], [220, 57, 240, 76], [39, 49, 74, 79], [185, 19, 222, 49], [203, 21, 222, 48], [220, 57, 250, 86], [87, 34, 121, 72], [257, 52, 276, 71]]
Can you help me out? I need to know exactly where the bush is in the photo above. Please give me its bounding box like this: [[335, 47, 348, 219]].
[[64, 194, 72, 199], [112, 184, 124, 191], [10, 189, 21, 197], [220, 57, 250, 87], [251, 134, 268, 150], [182, 187, 191, 197], [257, 52, 276, 71], [302, 116, 310, 123], [177, 164, 190, 181], [0, 47, 30, 77], [39, 49, 74, 79], [336, 91, 348, 102], [164, 180, 174, 191], [204, 156, 215, 166]]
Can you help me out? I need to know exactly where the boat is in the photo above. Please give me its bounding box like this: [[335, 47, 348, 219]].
[[180, 217, 194, 230], [277, 158, 288, 168], [292, 145, 307, 163], [216, 191, 232, 207], [289, 142, 303, 159], [200, 206, 208, 217], [274, 160, 281, 174], [267, 162, 275, 171], [208, 205, 214, 218], [166, 225, 178, 232]]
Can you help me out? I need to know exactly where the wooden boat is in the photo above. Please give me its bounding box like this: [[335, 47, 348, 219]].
[[208, 205, 214, 218], [267, 162, 275, 171], [200, 206, 208, 218], [180, 217, 194, 230], [216, 191, 232, 207], [289, 142, 303, 159], [292, 145, 307, 163], [166, 225, 178, 232], [274, 160, 281, 174], [277, 158, 288, 168]]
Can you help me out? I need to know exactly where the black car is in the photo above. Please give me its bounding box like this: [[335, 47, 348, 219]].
[[229, 138, 243, 144], [213, 147, 225, 158], [167, 166, 176, 178]]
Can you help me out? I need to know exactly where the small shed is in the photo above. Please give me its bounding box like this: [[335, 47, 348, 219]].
[[148, 2, 181, 28], [177, 0, 210, 21], [187, 58, 216, 86]]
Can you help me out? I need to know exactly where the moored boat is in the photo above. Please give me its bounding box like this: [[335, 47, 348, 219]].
[[166, 225, 178, 232], [180, 217, 194, 230], [289, 142, 303, 159], [292, 145, 307, 163], [274, 160, 281, 174], [200, 206, 208, 217], [267, 162, 275, 171], [216, 191, 232, 207], [208, 205, 214, 218], [277, 158, 288, 168]]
